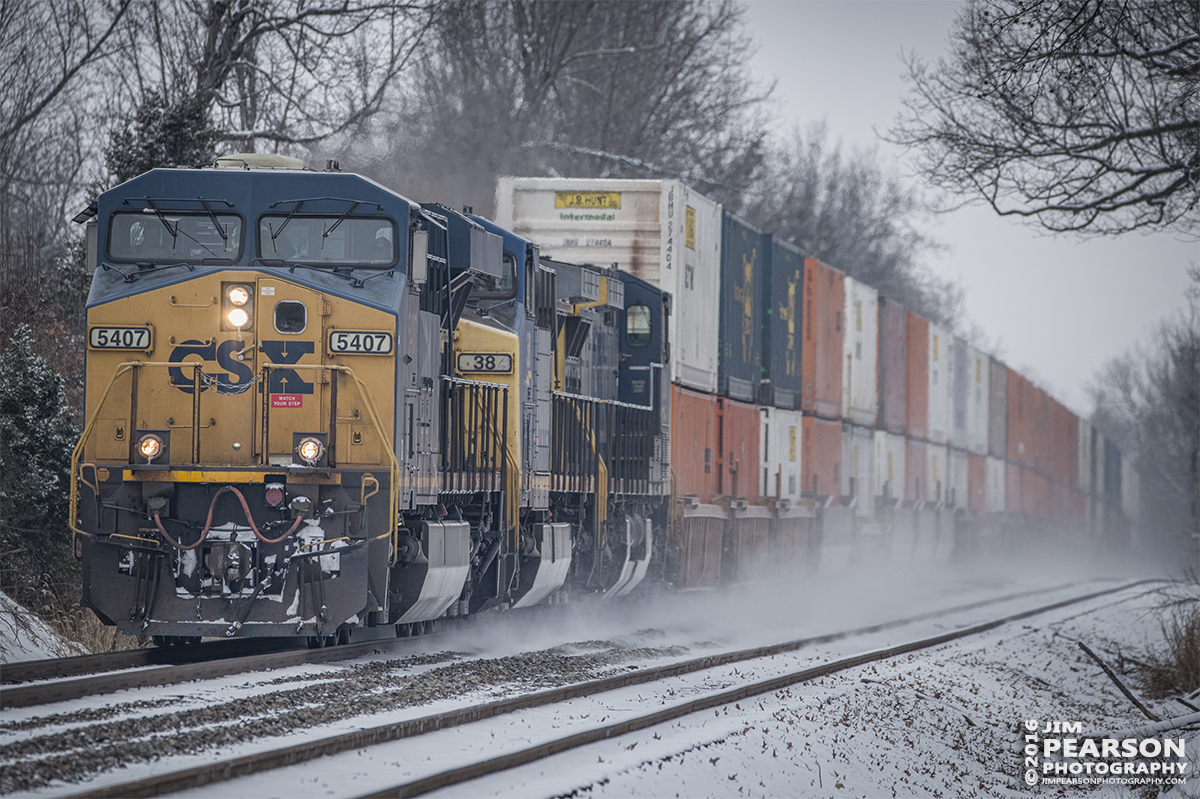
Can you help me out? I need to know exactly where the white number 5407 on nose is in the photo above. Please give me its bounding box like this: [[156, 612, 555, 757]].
[[329, 331, 393, 354]]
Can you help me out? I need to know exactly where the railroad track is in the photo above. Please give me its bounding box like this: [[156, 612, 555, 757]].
[[0, 624, 458, 711], [56, 579, 1153, 799]]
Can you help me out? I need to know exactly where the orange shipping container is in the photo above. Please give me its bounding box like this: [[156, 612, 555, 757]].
[[906, 312, 930, 440], [802, 415, 842, 498], [718, 397, 761, 502], [801, 258, 845, 420], [1031, 383, 1048, 475], [1007, 371, 1029, 465], [968, 453, 987, 515], [670, 385, 719, 503]]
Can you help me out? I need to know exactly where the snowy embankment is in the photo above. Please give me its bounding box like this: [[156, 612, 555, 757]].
[[0, 593, 85, 663]]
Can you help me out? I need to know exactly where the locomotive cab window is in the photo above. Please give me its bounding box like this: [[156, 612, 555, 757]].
[[258, 215, 395, 266], [274, 301, 307, 334], [471, 252, 518, 299], [626, 303, 652, 348], [109, 212, 242, 262]]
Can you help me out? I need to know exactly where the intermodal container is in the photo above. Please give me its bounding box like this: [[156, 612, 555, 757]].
[[1093, 429, 1108, 509], [877, 298, 907, 434], [719, 213, 764, 402], [760, 406, 803, 501], [670, 384, 719, 502], [874, 430, 907, 503], [965, 344, 990, 455], [1007, 370, 1029, 465], [986, 456, 1006, 514], [802, 415, 843, 498], [988, 357, 1008, 458], [495, 177, 722, 392], [842, 423, 874, 516], [968, 453, 987, 515], [951, 336, 970, 451], [927, 443, 950, 504], [801, 258, 845, 420], [1104, 437, 1122, 507], [1077, 417, 1093, 494], [906, 312, 930, 440], [718, 397, 761, 501], [843, 277, 879, 426], [927, 323, 953, 445], [761, 236, 803, 409], [1030, 382, 1048, 474], [1006, 462, 1023, 515], [906, 438, 927, 502], [949, 448, 969, 510], [1063, 405, 1080, 488], [1025, 470, 1049, 520]]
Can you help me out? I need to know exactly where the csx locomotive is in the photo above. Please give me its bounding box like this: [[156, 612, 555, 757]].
[[72, 158, 1137, 647], [72, 155, 667, 646]]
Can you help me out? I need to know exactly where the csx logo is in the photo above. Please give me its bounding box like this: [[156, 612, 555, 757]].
[[168, 340, 313, 394]]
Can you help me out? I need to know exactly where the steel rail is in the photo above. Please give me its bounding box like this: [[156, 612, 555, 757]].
[[59, 579, 1153, 799], [1, 638, 296, 686], [0, 628, 452, 711], [363, 579, 1157, 798]]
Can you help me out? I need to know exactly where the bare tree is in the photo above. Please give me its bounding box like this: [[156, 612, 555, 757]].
[[743, 123, 963, 329], [1091, 271, 1200, 565], [889, 0, 1200, 236], [372, 0, 771, 214], [100, 0, 436, 178]]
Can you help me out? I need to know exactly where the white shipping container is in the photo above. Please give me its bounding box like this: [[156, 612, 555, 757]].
[[842, 277, 879, 426], [496, 177, 722, 392], [873, 430, 906, 504], [948, 449, 969, 510], [927, 323, 953, 445], [1077, 417, 1093, 494], [842, 424, 874, 517], [760, 406, 804, 502], [926, 443, 950, 505], [950, 336, 969, 451], [986, 456, 1006, 514], [965, 344, 990, 455]]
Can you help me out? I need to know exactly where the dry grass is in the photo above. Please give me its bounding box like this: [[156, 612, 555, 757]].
[[1137, 603, 1200, 699], [47, 605, 148, 654]]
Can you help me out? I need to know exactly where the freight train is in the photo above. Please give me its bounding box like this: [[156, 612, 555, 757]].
[[69, 158, 1137, 647]]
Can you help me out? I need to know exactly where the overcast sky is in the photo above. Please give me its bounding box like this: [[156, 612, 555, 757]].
[[743, 0, 1198, 414]]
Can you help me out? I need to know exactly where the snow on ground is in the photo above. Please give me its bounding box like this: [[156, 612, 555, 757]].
[[0, 592, 87, 663], [4, 551, 1190, 799]]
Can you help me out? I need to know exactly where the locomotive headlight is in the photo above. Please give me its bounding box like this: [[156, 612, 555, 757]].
[[223, 283, 254, 330], [137, 433, 164, 461], [296, 436, 324, 465], [227, 285, 251, 306]]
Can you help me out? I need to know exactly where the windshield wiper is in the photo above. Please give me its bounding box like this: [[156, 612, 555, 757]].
[[255, 258, 395, 289], [266, 199, 306, 242], [143, 199, 178, 246], [322, 201, 361, 241], [102, 261, 197, 283], [199, 199, 228, 244]]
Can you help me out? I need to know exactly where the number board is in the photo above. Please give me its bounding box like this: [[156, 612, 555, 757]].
[[89, 326, 152, 350], [329, 330, 394, 355], [457, 352, 513, 374]]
